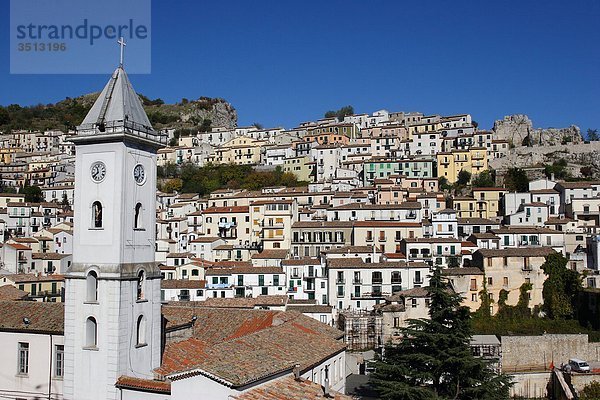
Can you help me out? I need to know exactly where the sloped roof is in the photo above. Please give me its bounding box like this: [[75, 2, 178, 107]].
[[0, 301, 64, 334], [80, 66, 153, 129], [158, 307, 345, 386], [231, 376, 352, 400]]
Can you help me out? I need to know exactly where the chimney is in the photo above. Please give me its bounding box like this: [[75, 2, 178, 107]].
[[293, 364, 301, 380]]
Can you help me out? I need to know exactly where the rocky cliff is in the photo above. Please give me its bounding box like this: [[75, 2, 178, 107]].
[[493, 114, 583, 146]]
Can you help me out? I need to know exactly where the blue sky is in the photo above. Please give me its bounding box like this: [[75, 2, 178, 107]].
[[1, 0, 599, 132]]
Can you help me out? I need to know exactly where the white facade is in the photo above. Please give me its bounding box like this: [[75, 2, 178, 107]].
[[63, 66, 164, 400]]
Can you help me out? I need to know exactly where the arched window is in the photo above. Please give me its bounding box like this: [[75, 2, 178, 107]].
[[134, 203, 142, 229], [391, 271, 401, 284], [85, 317, 97, 347], [86, 271, 98, 302], [92, 201, 103, 228], [137, 270, 145, 300], [136, 315, 146, 346]]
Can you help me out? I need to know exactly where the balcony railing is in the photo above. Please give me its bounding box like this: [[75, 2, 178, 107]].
[[372, 278, 383, 284], [353, 278, 363, 284], [336, 278, 345, 284]]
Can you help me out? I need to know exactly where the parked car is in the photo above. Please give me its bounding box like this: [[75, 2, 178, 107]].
[[568, 358, 590, 373]]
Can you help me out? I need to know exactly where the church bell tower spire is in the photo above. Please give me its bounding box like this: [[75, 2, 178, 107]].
[[63, 42, 166, 400]]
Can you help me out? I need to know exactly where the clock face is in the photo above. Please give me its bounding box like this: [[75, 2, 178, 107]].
[[90, 161, 106, 182], [133, 164, 146, 185]]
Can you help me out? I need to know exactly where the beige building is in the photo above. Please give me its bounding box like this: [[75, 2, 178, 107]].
[[208, 136, 267, 165], [471, 247, 555, 315], [283, 155, 312, 182], [442, 267, 485, 311]]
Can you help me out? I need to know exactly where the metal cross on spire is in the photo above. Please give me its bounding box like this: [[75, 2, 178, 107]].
[[117, 37, 126, 67]]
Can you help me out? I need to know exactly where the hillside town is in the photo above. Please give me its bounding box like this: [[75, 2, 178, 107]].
[[0, 68, 599, 399]]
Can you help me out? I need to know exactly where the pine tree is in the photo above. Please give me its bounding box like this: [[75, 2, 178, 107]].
[[372, 268, 512, 400]]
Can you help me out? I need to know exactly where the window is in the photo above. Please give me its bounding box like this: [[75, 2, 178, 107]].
[[137, 270, 146, 300], [411, 298, 417, 308], [258, 275, 265, 286], [136, 315, 146, 346], [192, 269, 199, 276], [18, 342, 29, 374], [86, 271, 98, 302], [85, 317, 97, 348], [55, 345, 64, 377], [134, 203, 142, 229], [92, 201, 103, 228], [487, 277, 493, 285], [273, 275, 279, 286]]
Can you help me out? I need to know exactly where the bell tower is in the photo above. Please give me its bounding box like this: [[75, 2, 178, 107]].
[[63, 39, 167, 400]]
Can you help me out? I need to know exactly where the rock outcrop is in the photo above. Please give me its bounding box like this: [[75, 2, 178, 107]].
[[493, 114, 583, 146]]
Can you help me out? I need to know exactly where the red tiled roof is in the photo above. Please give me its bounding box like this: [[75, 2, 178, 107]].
[[0, 301, 64, 334], [158, 307, 345, 386], [115, 376, 171, 394], [0, 285, 28, 301], [231, 376, 352, 399]]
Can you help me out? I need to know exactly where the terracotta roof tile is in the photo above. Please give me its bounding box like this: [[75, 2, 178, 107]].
[[0, 301, 64, 334], [115, 376, 171, 394]]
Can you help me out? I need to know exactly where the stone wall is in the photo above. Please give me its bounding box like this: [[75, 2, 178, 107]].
[[509, 371, 552, 399], [501, 334, 600, 372]]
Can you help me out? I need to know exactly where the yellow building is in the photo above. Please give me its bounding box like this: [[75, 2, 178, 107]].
[[437, 147, 488, 183], [283, 155, 312, 182], [452, 196, 479, 218], [1, 273, 64, 302], [472, 188, 508, 218], [208, 136, 267, 165]]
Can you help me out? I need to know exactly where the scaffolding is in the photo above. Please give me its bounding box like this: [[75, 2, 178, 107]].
[[337, 309, 383, 351]]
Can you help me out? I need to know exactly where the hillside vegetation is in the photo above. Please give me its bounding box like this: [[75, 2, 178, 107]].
[[0, 94, 237, 132]]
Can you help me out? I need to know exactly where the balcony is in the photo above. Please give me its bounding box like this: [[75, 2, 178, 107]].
[[378, 236, 386, 242], [353, 278, 363, 284], [218, 221, 237, 229], [372, 278, 383, 284], [336, 278, 345, 284], [414, 279, 424, 285], [406, 213, 417, 219]]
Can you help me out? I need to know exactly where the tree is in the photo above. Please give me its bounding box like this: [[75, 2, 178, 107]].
[[438, 177, 452, 191], [580, 166, 594, 178], [579, 381, 600, 400], [541, 253, 582, 320], [252, 122, 264, 130], [162, 178, 183, 193], [587, 129, 599, 141], [60, 193, 71, 210], [456, 169, 472, 186], [504, 168, 529, 192], [199, 118, 212, 132], [372, 268, 512, 400], [544, 159, 568, 180], [472, 170, 495, 188], [324, 105, 354, 122], [21, 185, 42, 203]]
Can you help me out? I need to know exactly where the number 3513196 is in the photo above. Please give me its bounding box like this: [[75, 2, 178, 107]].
[[17, 43, 66, 51]]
